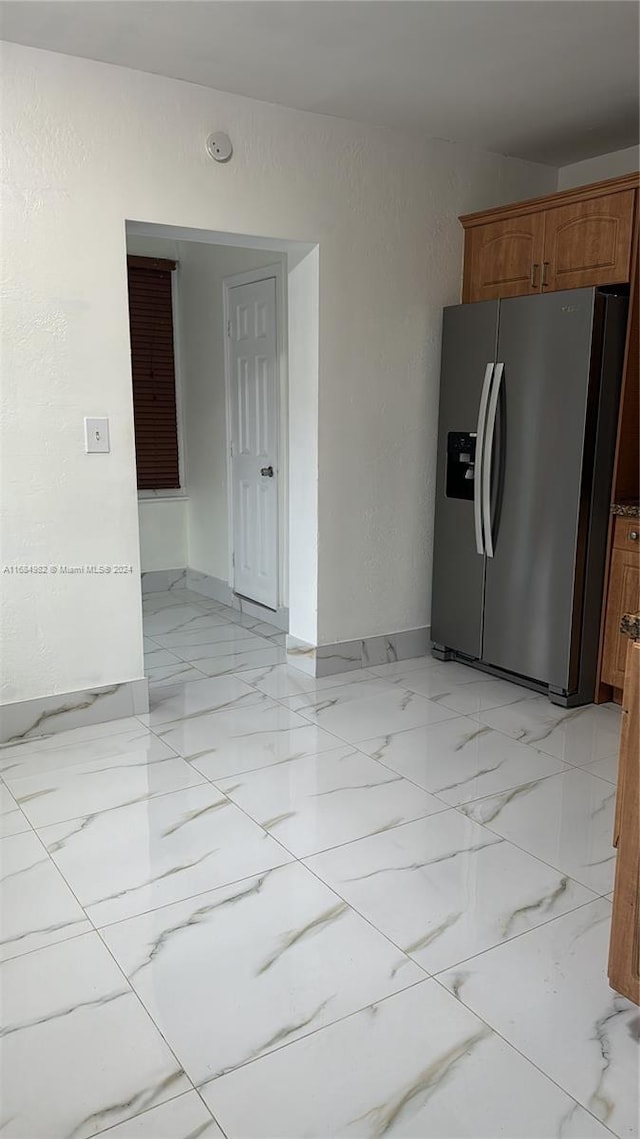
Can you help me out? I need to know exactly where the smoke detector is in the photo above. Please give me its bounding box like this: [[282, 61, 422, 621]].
[[206, 132, 233, 163]]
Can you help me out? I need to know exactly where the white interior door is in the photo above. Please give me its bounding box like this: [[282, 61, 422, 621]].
[[228, 276, 279, 609]]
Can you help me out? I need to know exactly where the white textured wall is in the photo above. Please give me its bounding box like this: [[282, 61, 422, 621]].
[[176, 242, 286, 585], [0, 42, 555, 702], [137, 499, 187, 572], [557, 146, 639, 190]]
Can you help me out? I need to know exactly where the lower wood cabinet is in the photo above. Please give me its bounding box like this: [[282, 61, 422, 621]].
[[609, 639, 639, 1005], [601, 520, 640, 691]]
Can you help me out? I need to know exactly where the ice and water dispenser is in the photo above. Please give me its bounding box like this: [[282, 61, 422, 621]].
[[446, 432, 476, 500]]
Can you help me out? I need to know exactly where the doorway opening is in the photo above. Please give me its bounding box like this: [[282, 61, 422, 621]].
[[123, 220, 319, 689]]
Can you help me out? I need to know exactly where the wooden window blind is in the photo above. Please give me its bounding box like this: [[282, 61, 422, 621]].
[[127, 255, 180, 490]]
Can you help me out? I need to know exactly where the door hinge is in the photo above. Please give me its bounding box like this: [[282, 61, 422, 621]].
[[227, 319, 232, 337], [232, 551, 235, 568]]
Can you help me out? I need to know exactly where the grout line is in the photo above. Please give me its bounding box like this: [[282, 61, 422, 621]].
[[76, 723, 436, 1072], [2, 801, 204, 1130], [445, 783, 616, 896], [193, 1086, 230, 1138], [14, 771, 212, 833], [194, 975, 433, 1094], [138, 649, 620, 904], [80, 860, 289, 935], [90, 1089, 223, 1139], [429, 893, 606, 978], [93, 924, 201, 1119], [429, 958, 622, 1139]]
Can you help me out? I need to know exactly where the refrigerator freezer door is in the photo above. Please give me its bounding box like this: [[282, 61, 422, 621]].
[[431, 300, 498, 658], [482, 288, 598, 691]]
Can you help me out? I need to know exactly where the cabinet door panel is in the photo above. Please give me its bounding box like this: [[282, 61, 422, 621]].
[[609, 640, 640, 1006], [601, 546, 640, 689], [543, 190, 635, 291], [464, 214, 544, 302]]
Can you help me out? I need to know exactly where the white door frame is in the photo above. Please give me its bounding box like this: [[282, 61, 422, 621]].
[[222, 262, 287, 608]]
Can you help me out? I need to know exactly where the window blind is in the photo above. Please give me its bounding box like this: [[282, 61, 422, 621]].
[[127, 256, 180, 490]]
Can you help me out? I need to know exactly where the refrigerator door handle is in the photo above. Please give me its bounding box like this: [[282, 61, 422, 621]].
[[482, 361, 504, 558], [474, 362, 494, 555]]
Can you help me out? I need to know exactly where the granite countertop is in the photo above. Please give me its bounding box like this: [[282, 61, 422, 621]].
[[611, 501, 640, 518], [620, 613, 640, 641]]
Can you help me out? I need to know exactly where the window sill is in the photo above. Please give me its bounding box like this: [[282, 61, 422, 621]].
[[138, 490, 189, 502]]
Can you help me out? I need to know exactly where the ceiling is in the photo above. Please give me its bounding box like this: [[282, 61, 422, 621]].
[[1, 1, 638, 166]]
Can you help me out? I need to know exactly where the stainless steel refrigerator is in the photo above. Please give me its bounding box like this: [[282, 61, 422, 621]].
[[431, 287, 628, 707]]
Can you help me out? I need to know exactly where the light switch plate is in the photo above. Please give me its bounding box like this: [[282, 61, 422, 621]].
[[84, 417, 110, 453]]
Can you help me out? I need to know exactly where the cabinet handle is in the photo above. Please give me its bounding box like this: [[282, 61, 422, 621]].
[[541, 262, 549, 287], [530, 263, 539, 288], [629, 531, 639, 541]]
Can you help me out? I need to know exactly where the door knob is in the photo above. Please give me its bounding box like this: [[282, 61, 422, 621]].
[[260, 465, 274, 478]]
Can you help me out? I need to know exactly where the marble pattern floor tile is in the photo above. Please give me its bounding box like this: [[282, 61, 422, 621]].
[[146, 662, 209, 688], [6, 752, 208, 828], [194, 644, 286, 677], [284, 679, 458, 743], [214, 608, 264, 629], [142, 588, 225, 613], [0, 932, 191, 1139], [584, 754, 619, 784], [202, 979, 611, 1139], [440, 900, 639, 1138], [0, 723, 178, 782], [368, 654, 444, 678], [142, 673, 263, 728], [246, 619, 282, 638], [99, 1092, 224, 1138], [4, 605, 632, 1138], [0, 716, 144, 768], [151, 623, 257, 651], [433, 677, 542, 716], [306, 812, 595, 974], [102, 861, 424, 1085], [1, 830, 91, 960], [476, 698, 622, 766], [41, 782, 292, 927], [169, 629, 268, 660], [240, 663, 376, 700], [143, 609, 231, 638], [217, 746, 448, 857], [376, 660, 496, 699], [160, 701, 343, 781], [143, 647, 184, 669], [358, 715, 569, 805], [0, 783, 30, 836], [460, 766, 618, 894]]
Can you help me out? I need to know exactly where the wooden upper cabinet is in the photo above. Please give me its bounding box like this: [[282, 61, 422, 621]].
[[460, 174, 638, 303], [542, 190, 635, 292], [463, 214, 544, 303]]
